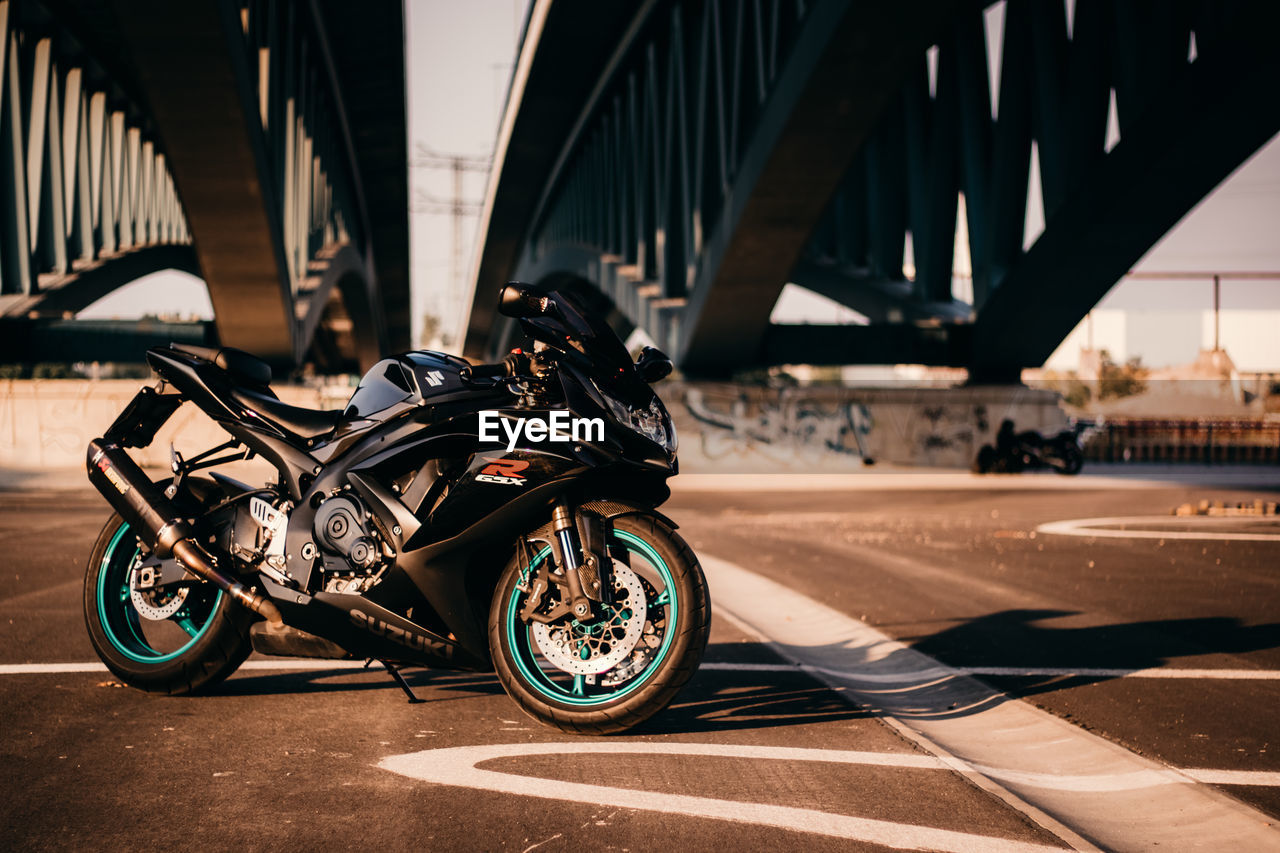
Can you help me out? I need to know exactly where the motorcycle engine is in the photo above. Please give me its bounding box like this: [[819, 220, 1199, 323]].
[[312, 495, 387, 594]]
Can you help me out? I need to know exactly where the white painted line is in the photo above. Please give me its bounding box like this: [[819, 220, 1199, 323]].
[[1183, 769, 1280, 787], [9, 659, 1279, 682], [1037, 516, 1280, 541], [0, 662, 107, 674], [964, 666, 1280, 681], [672, 469, 1280, 492], [0, 659, 371, 675], [700, 662, 1280, 681], [378, 741, 1062, 852], [699, 554, 1280, 851]]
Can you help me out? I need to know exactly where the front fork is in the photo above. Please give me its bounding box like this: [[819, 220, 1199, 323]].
[[548, 501, 614, 621]]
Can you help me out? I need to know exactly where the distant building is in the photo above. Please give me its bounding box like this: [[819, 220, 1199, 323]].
[[1045, 309, 1280, 373]]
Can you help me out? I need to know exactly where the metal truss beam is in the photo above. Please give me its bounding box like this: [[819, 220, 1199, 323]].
[[969, 0, 1280, 372], [102, 0, 386, 370], [0, 0, 191, 312], [676, 0, 961, 374], [804, 0, 1280, 375], [314, 0, 410, 355], [0, 243, 197, 320], [0, 0, 404, 374], [763, 322, 972, 367], [473, 0, 1280, 377], [464, 0, 644, 359], [789, 259, 971, 326], [474, 0, 960, 371]]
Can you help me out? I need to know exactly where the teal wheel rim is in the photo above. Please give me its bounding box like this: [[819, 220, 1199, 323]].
[[96, 523, 222, 664], [505, 529, 678, 707]]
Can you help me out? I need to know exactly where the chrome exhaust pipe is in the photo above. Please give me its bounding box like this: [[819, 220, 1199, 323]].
[[86, 439, 283, 625]]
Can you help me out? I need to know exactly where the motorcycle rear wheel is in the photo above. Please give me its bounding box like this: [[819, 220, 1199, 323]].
[[83, 512, 254, 694], [489, 513, 711, 734]]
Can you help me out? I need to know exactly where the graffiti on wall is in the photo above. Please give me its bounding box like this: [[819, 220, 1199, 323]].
[[684, 388, 875, 464], [677, 384, 1063, 470]]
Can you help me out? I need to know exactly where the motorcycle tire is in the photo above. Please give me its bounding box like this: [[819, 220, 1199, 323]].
[[83, 512, 254, 694], [1055, 446, 1084, 475], [489, 512, 711, 735]]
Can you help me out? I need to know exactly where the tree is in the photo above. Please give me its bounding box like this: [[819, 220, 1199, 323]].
[[1097, 350, 1148, 400]]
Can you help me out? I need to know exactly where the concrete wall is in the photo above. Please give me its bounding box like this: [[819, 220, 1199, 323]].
[[0, 379, 334, 472], [0, 379, 1068, 474], [671, 382, 1068, 472]]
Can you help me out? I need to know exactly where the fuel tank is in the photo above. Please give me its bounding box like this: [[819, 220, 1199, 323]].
[[342, 351, 472, 420]]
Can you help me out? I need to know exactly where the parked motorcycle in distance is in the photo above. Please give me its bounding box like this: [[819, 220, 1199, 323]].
[[83, 282, 711, 734], [974, 419, 1085, 475]]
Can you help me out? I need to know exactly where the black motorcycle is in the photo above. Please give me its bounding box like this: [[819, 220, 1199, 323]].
[[974, 419, 1084, 475], [83, 283, 711, 734]]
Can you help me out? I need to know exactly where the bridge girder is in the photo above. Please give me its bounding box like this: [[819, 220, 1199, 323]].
[[0, 0, 192, 316], [471, 0, 1280, 379], [967, 0, 1280, 374], [811, 0, 1280, 377], [0, 0, 408, 373]]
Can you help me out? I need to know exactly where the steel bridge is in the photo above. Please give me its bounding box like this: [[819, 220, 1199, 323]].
[[466, 0, 1280, 380], [0, 0, 409, 372]]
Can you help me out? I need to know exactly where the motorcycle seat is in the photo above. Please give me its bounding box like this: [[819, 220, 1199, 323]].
[[171, 343, 273, 388], [230, 386, 342, 441]]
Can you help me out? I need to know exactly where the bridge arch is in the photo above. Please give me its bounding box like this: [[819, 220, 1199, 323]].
[[0, 0, 409, 372], [469, 0, 1280, 379]]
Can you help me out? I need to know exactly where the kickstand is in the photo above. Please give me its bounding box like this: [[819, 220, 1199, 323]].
[[378, 660, 424, 704]]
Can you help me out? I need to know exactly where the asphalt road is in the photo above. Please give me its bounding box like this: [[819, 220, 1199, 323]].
[[1, 471, 1278, 851]]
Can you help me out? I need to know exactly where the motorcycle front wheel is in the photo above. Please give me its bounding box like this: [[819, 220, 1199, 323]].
[[489, 513, 711, 734], [83, 512, 254, 694]]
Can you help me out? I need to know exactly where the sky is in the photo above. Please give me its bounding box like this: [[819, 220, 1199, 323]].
[[79, 0, 1280, 369]]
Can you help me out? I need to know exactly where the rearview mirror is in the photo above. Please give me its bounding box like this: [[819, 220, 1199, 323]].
[[498, 283, 550, 318], [636, 346, 673, 383]]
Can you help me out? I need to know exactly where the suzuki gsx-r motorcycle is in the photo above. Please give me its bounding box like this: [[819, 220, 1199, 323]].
[[974, 420, 1085, 475], [83, 283, 711, 733]]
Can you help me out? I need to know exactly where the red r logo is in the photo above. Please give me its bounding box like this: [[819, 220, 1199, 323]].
[[479, 459, 529, 479]]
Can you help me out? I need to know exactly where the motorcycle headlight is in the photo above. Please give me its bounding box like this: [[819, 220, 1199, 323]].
[[595, 384, 677, 452]]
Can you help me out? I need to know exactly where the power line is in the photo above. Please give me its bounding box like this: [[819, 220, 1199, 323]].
[[410, 145, 493, 345]]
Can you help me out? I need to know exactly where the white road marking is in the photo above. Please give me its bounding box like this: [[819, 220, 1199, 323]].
[[0, 659, 371, 675], [700, 554, 1280, 850], [9, 659, 1278, 681], [1183, 769, 1280, 787], [672, 470, 1280, 492], [378, 741, 1062, 852], [700, 661, 1280, 681], [1037, 515, 1280, 541]]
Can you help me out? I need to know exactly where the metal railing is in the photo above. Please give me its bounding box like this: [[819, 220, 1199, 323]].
[[1083, 418, 1280, 465]]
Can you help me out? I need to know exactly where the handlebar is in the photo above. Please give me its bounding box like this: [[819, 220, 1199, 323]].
[[463, 362, 509, 381], [459, 352, 531, 384]]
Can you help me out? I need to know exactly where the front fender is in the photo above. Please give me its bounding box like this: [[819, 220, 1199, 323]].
[[577, 497, 678, 530]]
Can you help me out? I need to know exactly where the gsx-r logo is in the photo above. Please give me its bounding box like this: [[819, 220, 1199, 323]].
[[475, 458, 529, 486]]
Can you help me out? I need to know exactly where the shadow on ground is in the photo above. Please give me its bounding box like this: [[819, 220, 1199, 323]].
[[200, 643, 870, 734], [912, 609, 1280, 683], [113, 613, 1280, 729]]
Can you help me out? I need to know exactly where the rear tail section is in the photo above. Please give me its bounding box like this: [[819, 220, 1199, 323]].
[[86, 383, 282, 626]]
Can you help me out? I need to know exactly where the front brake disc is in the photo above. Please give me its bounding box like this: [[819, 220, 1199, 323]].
[[530, 562, 648, 675]]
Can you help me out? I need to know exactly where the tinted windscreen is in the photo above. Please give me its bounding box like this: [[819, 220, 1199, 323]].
[[521, 288, 636, 378]]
